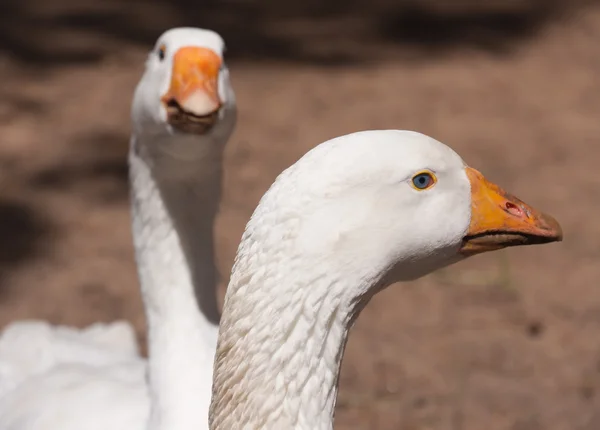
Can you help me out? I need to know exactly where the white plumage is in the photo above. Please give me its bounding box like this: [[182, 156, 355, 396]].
[[0, 321, 139, 397], [209, 130, 562, 429], [0, 27, 236, 430]]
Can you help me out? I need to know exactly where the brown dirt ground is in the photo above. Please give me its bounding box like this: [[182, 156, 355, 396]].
[[0, 1, 599, 429]]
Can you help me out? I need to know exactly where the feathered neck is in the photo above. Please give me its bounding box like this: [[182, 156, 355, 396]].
[[129, 131, 223, 430], [209, 198, 382, 430]]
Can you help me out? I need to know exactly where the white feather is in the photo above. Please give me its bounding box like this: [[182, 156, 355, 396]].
[[0, 27, 236, 430], [209, 130, 560, 429]]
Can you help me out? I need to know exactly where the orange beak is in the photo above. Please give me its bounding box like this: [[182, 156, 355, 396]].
[[161, 46, 222, 116], [460, 167, 562, 256]]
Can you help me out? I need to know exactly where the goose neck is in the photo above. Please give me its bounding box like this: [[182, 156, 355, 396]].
[[129, 135, 222, 430], [210, 261, 370, 430]]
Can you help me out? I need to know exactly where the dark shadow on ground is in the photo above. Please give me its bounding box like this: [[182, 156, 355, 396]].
[[0, 0, 595, 66], [0, 199, 51, 294]]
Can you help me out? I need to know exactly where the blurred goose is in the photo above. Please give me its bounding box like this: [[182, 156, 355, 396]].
[[0, 27, 236, 430], [209, 130, 562, 429]]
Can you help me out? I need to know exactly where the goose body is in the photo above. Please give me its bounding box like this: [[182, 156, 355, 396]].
[[0, 27, 235, 430], [209, 130, 562, 430]]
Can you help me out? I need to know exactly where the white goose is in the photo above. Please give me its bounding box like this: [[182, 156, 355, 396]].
[[0, 27, 235, 430], [209, 130, 562, 430]]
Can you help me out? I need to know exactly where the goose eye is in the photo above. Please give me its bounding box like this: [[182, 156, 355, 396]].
[[411, 171, 436, 190], [157, 44, 166, 61]]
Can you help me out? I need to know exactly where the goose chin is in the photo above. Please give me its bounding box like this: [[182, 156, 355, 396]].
[[165, 100, 220, 135]]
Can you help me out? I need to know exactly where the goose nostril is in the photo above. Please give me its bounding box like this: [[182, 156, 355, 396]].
[[505, 201, 524, 217]]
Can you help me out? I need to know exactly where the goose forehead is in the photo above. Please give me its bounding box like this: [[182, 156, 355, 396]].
[[301, 130, 467, 182], [368, 130, 466, 171], [156, 28, 225, 56]]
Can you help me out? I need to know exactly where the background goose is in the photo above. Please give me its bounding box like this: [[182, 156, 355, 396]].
[[209, 130, 562, 430], [0, 27, 235, 430]]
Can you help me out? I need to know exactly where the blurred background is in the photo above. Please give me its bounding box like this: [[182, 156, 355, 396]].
[[0, 0, 597, 428]]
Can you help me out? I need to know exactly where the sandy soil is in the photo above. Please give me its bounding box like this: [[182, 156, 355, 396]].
[[0, 1, 599, 428]]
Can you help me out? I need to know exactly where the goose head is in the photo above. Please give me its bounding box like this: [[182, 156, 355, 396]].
[[230, 129, 563, 309], [131, 27, 236, 160], [211, 130, 563, 429]]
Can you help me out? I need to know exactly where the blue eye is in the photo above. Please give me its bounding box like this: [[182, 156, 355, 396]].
[[411, 172, 435, 190]]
